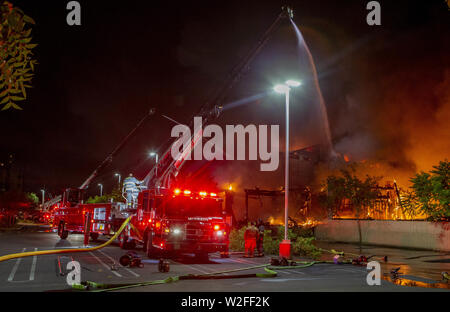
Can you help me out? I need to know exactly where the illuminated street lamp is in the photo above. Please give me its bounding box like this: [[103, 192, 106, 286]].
[[149, 152, 159, 177], [98, 183, 103, 197], [115, 173, 121, 187], [273, 79, 301, 258]]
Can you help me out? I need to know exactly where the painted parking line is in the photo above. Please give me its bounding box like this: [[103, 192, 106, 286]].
[[97, 250, 140, 277], [225, 256, 264, 267], [29, 248, 38, 281], [8, 248, 26, 281], [89, 252, 122, 277], [289, 270, 306, 275], [171, 260, 212, 275], [335, 268, 365, 274]]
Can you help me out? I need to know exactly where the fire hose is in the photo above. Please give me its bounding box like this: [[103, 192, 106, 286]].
[[71, 260, 334, 292], [0, 216, 132, 263], [72, 256, 450, 292]]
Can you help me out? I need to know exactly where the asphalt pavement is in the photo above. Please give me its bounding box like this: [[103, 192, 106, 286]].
[[0, 229, 449, 292]]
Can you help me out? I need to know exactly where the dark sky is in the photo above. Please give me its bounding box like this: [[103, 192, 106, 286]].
[[1, 0, 449, 196]]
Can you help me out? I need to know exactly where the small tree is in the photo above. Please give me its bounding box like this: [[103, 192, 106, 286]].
[[0, 1, 37, 110], [86, 188, 125, 204], [26, 192, 39, 205], [320, 168, 381, 245], [320, 168, 381, 219], [410, 160, 450, 221]]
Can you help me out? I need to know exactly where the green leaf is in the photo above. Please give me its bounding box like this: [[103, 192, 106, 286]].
[[23, 15, 35, 25], [9, 88, 21, 94], [19, 37, 31, 44], [1, 101, 23, 110], [20, 83, 26, 98], [0, 95, 9, 105], [10, 95, 25, 101]]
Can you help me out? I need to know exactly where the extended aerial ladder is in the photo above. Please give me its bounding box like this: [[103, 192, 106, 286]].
[[143, 6, 294, 191], [48, 108, 155, 210]]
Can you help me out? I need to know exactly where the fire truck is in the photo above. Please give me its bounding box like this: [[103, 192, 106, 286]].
[[121, 187, 229, 258], [52, 187, 129, 240]]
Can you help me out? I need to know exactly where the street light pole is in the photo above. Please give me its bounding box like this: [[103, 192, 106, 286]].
[[115, 173, 121, 187], [274, 80, 301, 258], [41, 189, 45, 211], [284, 88, 290, 242], [150, 152, 159, 178], [98, 183, 103, 197]]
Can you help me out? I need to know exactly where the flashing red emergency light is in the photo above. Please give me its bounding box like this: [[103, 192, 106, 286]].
[[213, 224, 220, 230], [210, 192, 217, 197], [174, 189, 181, 195], [183, 190, 191, 195]]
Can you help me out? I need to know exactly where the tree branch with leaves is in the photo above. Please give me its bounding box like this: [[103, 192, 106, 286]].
[[410, 160, 449, 221], [0, 1, 37, 111]]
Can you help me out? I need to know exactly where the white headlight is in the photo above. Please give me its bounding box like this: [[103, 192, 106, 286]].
[[216, 230, 223, 236], [173, 228, 181, 235]]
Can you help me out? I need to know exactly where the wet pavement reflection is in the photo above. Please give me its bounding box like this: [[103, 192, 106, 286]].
[[315, 241, 450, 288]]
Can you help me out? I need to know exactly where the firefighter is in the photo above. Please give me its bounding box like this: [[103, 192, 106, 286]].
[[122, 173, 143, 209], [244, 222, 258, 258], [256, 218, 265, 257]]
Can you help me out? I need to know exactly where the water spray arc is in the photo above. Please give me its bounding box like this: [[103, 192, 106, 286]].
[[290, 20, 335, 156]]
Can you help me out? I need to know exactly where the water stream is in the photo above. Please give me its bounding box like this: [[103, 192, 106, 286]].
[[290, 19, 335, 156]]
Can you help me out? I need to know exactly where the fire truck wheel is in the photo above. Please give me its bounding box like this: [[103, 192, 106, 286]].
[[58, 222, 68, 239], [119, 254, 130, 267], [120, 234, 129, 249], [145, 231, 157, 258], [90, 233, 99, 241]]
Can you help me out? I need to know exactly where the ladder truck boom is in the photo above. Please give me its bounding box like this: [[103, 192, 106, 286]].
[[79, 108, 155, 190]]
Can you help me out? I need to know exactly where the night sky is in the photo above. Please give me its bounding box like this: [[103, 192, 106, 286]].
[[1, 0, 449, 197]]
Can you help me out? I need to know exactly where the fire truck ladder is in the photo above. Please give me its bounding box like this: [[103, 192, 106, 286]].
[[42, 195, 62, 211], [143, 6, 294, 191], [79, 108, 155, 190]]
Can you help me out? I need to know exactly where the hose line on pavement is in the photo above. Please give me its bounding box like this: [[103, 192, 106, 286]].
[[0, 216, 132, 263], [71, 260, 348, 292]]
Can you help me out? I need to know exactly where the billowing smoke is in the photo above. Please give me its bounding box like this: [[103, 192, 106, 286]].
[[332, 49, 450, 186]]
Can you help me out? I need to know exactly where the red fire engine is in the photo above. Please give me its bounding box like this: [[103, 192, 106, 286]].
[[52, 188, 129, 241], [120, 188, 229, 259]]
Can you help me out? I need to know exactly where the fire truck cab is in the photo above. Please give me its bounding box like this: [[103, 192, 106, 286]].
[[122, 187, 229, 259]]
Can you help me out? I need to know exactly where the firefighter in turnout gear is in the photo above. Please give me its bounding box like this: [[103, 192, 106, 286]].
[[244, 222, 259, 258], [122, 173, 143, 209]]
